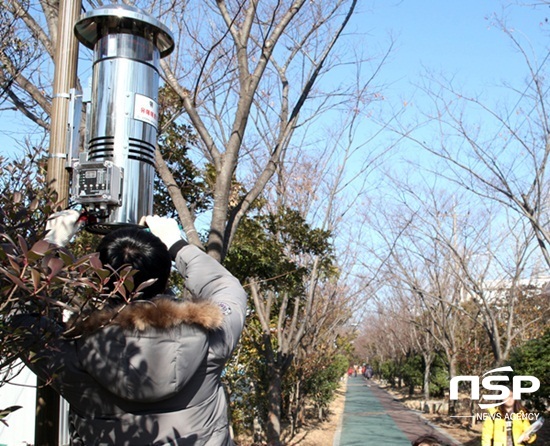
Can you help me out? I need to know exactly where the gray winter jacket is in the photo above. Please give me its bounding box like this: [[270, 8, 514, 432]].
[[23, 244, 248, 445]]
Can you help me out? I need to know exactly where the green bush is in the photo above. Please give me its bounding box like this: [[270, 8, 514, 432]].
[[378, 359, 399, 385], [0, 153, 138, 414], [428, 355, 449, 398], [508, 329, 550, 412], [402, 354, 423, 394], [302, 353, 348, 416]]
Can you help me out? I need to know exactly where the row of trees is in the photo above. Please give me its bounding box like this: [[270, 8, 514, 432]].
[[353, 14, 550, 412]]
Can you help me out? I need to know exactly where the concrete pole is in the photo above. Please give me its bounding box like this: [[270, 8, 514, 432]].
[[46, 0, 81, 209], [38, 2, 81, 444]]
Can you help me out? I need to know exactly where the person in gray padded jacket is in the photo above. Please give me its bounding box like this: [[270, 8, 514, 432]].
[[20, 212, 248, 445]]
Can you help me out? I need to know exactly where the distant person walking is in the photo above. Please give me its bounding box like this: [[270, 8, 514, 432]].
[[364, 364, 374, 379]]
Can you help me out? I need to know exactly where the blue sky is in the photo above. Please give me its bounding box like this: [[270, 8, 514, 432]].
[[1, 1, 548, 158], [357, 0, 548, 105]]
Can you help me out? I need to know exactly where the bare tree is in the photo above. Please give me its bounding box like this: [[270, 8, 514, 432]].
[[240, 78, 390, 440], [363, 184, 465, 381], [1, 1, 53, 131], [379, 179, 549, 367], [444, 216, 549, 365], [393, 18, 550, 268], [248, 270, 339, 443]]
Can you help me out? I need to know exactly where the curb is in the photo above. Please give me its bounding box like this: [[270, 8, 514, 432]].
[[332, 375, 348, 446]]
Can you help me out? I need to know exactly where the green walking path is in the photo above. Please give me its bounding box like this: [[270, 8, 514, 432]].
[[333, 376, 460, 446]]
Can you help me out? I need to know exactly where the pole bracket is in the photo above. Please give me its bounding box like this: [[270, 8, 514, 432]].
[[48, 153, 68, 159]]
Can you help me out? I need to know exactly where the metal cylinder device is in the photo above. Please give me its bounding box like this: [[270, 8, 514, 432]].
[[73, 4, 174, 232]]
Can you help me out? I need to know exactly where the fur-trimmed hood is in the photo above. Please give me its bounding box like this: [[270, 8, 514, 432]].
[[66, 296, 223, 338]]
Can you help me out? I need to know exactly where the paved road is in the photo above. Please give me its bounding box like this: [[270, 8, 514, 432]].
[[333, 376, 461, 446]]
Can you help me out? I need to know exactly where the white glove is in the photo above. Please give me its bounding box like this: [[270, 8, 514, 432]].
[[45, 210, 83, 247], [144, 215, 183, 250]]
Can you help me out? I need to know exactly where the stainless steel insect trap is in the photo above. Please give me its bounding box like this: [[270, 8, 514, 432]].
[[72, 4, 174, 233]]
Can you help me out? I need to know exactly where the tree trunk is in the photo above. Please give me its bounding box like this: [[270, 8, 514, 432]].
[[266, 366, 283, 446], [423, 358, 431, 401], [448, 355, 458, 415]]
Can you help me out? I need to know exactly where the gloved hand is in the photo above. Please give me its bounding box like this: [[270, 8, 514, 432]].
[[144, 215, 183, 250], [45, 210, 83, 247]]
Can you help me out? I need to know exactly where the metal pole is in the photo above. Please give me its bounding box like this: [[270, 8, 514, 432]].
[[34, 385, 60, 446], [38, 1, 81, 444], [46, 0, 81, 209]]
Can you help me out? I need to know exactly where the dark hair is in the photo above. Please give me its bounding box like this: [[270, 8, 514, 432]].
[[497, 399, 527, 417], [496, 385, 528, 417], [97, 227, 172, 301], [412, 435, 446, 446]]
